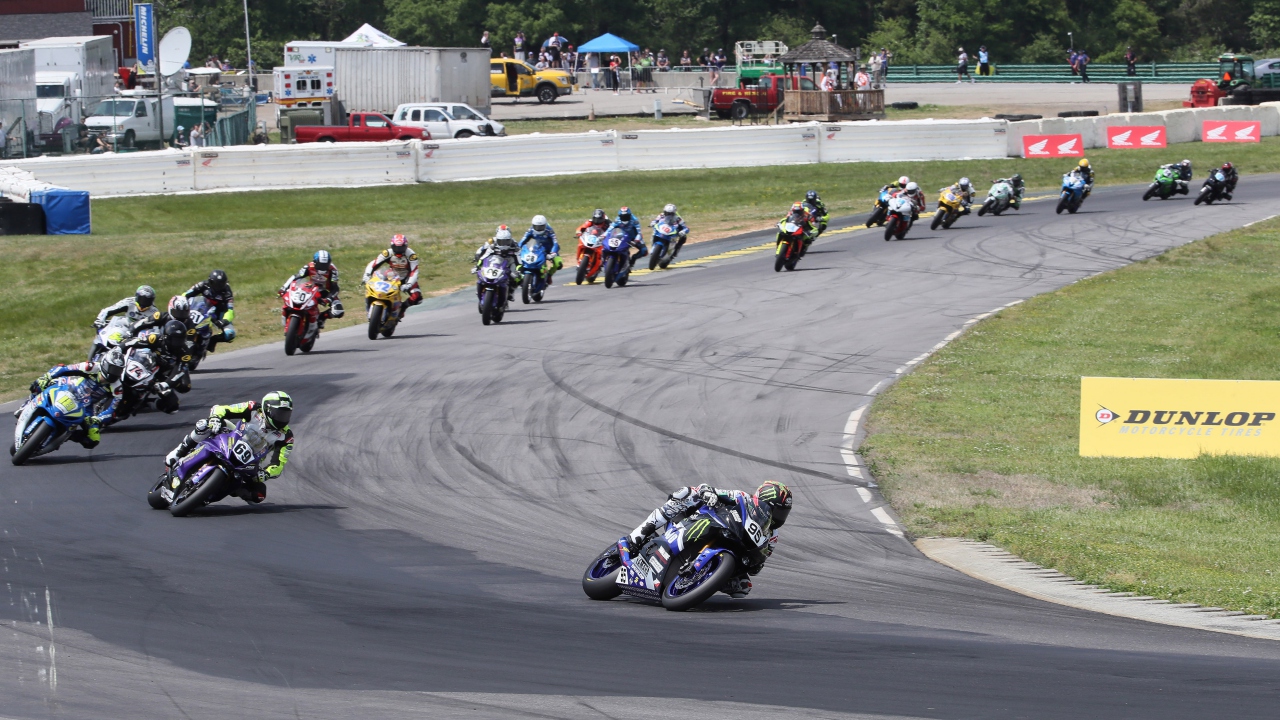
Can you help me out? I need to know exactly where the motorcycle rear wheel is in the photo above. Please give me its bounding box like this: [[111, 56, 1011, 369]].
[[11, 422, 51, 466], [582, 545, 624, 600], [169, 467, 227, 517], [481, 289, 496, 325], [284, 316, 302, 356], [367, 305, 384, 340], [661, 550, 739, 611]]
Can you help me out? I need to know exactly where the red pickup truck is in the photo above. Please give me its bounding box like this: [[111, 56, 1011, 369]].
[[711, 74, 819, 119], [294, 112, 430, 143]]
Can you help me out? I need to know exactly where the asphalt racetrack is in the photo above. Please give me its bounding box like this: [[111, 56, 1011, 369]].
[[5, 178, 1280, 719]]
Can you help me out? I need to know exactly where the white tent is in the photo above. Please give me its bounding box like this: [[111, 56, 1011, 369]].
[[341, 24, 405, 47]]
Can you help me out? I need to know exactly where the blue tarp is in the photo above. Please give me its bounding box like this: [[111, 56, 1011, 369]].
[[576, 33, 639, 54], [30, 189, 91, 235]]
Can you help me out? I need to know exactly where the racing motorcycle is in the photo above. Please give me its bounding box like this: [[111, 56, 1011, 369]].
[[866, 186, 894, 227], [519, 241, 549, 304], [88, 316, 133, 363], [147, 419, 272, 516], [774, 218, 806, 272], [648, 221, 684, 271], [581, 493, 778, 611], [601, 227, 634, 289], [930, 186, 965, 230], [883, 193, 916, 240], [1195, 169, 1229, 205], [280, 277, 324, 355], [109, 346, 179, 423], [1056, 172, 1087, 214], [364, 266, 403, 340], [183, 298, 216, 371], [11, 377, 95, 465], [978, 180, 1014, 216], [1143, 166, 1187, 201], [575, 227, 605, 284], [476, 250, 514, 325]]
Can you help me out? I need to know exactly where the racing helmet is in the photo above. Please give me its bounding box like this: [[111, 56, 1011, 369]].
[[207, 269, 228, 291], [160, 320, 187, 354], [617, 206, 632, 221], [167, 295, 190, 324], [591, 208, 607, 224], [958, 177, 971, 190], [1011, 173, 1023, 184], [390, 234, 408, 256], [805, 190, 819, 203], [313, 250, 331, 271], [1222, 162, 1234, 171], [99, 346, 125, 384], [1078, 158, 1090, 168], [135, 285, 156, 309], [663, 203, 677, 215], [790, 201, 806, 214], [755, 480, 793, 528], [1180, 159, 1192, 171], [531, 214, 548, 232], [494, 224, 513, 242], [898, 175, 910, 186], [905, 181, 919, 195], [260, 391, 293, 430]]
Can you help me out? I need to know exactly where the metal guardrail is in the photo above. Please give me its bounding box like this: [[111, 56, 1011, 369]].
[[881, 62, 1218, 83]]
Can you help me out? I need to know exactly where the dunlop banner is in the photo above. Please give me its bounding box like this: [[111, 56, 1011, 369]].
[[1080, 377, 1280, 458]]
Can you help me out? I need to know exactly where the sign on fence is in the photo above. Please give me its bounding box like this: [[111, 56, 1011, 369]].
[[1022, 134, 1084, 158], [1080, 377, 1280, 458], [1202, 120, 1261, 143], [134, 3, 156, 69], [1106, 125, 1166, 149]]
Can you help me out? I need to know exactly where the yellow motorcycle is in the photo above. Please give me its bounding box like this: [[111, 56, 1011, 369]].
[[364, 267, 403, 340], [930, 186, 966, 230]]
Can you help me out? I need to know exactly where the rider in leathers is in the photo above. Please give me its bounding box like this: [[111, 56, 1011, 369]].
[[95, 285, 158, 329], [163, 392, 294, 504], [802, 191, 828, 235], [650, 204, 690, 261], [1220, 162, 1239, 200], [608, 207, 647, 267], [576, 209, 611, 238], [627, 480, 793, 599], [780, 202, 816, 242], [183, 270, 236, 348], [474, 226, 524, 297], [281, 251, 344, 328], [948, 177, 975, 215], [1158, 159, 1193, 194], [26, 349, 127, 448], [994, 173, 1026, 209], [363, 234, 421, 317], [520, 215, 562, 284]]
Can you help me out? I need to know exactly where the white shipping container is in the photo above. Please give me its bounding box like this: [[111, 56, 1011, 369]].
[[0, 48, 37, 152], [332, 47, 491, 117], [22, 36, 116, 101]]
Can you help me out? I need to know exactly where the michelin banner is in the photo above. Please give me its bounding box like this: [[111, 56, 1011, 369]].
[[1080, 377, 1280, 458]]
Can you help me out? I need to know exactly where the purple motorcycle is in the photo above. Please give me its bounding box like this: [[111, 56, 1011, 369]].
[[147, 420, 271, 516], [476, 249, 517, 326]]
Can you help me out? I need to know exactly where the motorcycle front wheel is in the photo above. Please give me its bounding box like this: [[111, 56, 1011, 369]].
[[603, 256, 618, 288], [1142, 185, 1156, 201], [147, 476, 171, 509], [1055, 197, 1068, 214], [661, 550, 739, 611], [367, 305, 384, 340], [774, 242, 787, 272], [11, 422, 51, 466], [930, 209, 945, 230], [284, 316, 302, 355], [866, 207, 885, 228], [576, 257, 589, 285], [648, 245, 662, 271], [169, 467, 227, 517], [884, 218, 898, 241], [521, 275, 532, 304], [481, 288, 496, 325], [582, 545, 624, 600]]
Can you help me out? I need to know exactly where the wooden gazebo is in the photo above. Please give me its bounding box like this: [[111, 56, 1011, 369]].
[[778, 24, 884, 121]]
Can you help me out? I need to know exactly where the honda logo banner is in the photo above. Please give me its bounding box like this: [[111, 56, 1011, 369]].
[[1106, 126, 1167, 149], [1022, 134, 1084, 158], [1202, 120, 1260, 142]]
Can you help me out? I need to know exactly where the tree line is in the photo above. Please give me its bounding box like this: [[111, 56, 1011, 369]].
[[155, 0, 1280, 71]]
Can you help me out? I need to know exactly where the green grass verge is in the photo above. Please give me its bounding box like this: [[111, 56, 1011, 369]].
[[5, 138, 1280, 404], [863, 217, 1280, 617]]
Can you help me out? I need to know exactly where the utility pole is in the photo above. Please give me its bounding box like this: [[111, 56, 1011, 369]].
[[243, 0, 255, 90]]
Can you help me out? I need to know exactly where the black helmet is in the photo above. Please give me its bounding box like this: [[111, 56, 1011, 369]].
[[805, 190, 819, 203], [755, 480, 793, 529], [261, 391, 293, 430], [161, 320, 186, 353], [591, 208, 607, 223], [1011, 173, 1022, 183], [207, 269, 228, 291], [135, 285, 156, 309]]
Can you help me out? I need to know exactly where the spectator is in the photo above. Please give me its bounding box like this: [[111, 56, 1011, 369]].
[[1068, 50, 1079, 76], [868, 53, 882, 88], [514, 31, 526, 61], [1077, 50, 1090, 83], [220, 59, 232, 72], [712, 48, 726, 85], [698, 48, 710, 68], [189, 123, 204, 147], [535, 54, 549, 71], [956, 47, 971, 83], [978, 46, 990, 76], [878, 48, 890, 83], [113, 75, 125, 93], [0, 119, 7, 159], [563, 45, 576, 72], [657, 49, 669, 71], [74, 126, 94, 153], [609, 54, 621, 94], [92, 133, 113, 154], [173, 125, 187, 148], [481, 30, 490, 49], [679, 50, 692, 69], [1124, 46, 1137, 76], [588, 51, 601, 88]]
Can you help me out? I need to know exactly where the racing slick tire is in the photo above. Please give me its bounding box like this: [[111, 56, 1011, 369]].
[[582, 545, 625, 600], [660, 550, 739, 611], [11, 423, 51, 466]]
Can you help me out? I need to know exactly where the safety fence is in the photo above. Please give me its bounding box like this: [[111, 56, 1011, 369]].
[[1003, 102, 1280, 154], [885, 62, 1218, 84]]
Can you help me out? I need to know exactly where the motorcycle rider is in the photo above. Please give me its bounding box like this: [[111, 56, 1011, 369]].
[[123, 319, 192, 394], [802, 190, 829, 235], [901, 181, 925, 220], [576, 208, 611, 238], [650, 203, 690, 260], [163, 391, 294, 505], [993, 173, 1026, 209], [887, 175, 911, 191], [626, 480, 794, 599], [94, 285, 158, 329], [363, 234, 422, 317], [781, 202, 816, 242], [183, 270, 236, 349], [1220, 162, 1239, 199], [280, 251, 344, 329], [520, 215, 562, 284], [26, 348, 127, 448], [1075, 158, 1095, 197], [474, 225, 525, 297], [950, 177, 975, 214], [608, 207, 648, 267]]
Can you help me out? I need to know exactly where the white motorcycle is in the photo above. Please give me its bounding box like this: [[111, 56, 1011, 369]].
[[88, 316, 135, 363], [978, 180, 1016, 216]]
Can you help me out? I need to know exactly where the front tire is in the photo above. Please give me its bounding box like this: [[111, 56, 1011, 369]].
[[284, 315, 302, 356], [576, 256, 589, 285], [454, 130, 475, 139], [867, 206, 886, 228], [367, 305, 384, 340], [774, 243, 787, 272], [169, 467, 227, 517], [582, 546, 624, 600], [884, 217, 898, 241], [147, 477, 171, 509], [604, 256, 618, 288], [11, 422, 52, 466], [661, 550, 739, 611], [648, 248, 661, 271], [481, 289, 496, 325], [1142, 185, 1156, 201], [978, 201, 989, 216], [536, 84, 558, 103], [1056, 197, 1067, 214], [521, 274, 532, 304], [930, 209, 945, 230], [731, 102, 750, 120]]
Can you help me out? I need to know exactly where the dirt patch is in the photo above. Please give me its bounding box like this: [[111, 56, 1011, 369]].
[[886, 470, 1113, 510]]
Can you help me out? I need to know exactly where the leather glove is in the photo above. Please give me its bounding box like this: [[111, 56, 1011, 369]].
[[93, 319, 107, 329], [256, 469, 268, 483], [697, 484, 718, 507], [29, 380, 42, 395]]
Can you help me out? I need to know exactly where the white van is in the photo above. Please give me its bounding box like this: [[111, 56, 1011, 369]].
[[84, 91, 176, 148], [392, 102, 506, 139]]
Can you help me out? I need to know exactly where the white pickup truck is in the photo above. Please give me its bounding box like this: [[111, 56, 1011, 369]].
[[391, 103, 506, 139]]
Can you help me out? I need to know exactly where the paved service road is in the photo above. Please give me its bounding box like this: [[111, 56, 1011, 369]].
[[4, 179, 1280, 719]]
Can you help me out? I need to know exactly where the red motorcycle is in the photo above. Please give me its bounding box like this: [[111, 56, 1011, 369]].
[[575, 226, 605, 284], [280, 278, 324, 356], [774, 219, 808, 272]]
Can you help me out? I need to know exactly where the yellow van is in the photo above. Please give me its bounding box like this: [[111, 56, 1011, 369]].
[[490, 58, 577, 103]]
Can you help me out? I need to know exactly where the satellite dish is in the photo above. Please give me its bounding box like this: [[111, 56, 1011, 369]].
[[158, 27, 191, 77]]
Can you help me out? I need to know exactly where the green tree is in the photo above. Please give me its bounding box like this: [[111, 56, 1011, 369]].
[[1251, 0, 1280, 48]]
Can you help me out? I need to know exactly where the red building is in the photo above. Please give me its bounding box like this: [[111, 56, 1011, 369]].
[[1, 0, 134, 67]]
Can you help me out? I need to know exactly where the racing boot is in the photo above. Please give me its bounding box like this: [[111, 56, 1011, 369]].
[[79, 420, 102, 450], [725, 573, 753, 599], [235, 480, 267, 504]]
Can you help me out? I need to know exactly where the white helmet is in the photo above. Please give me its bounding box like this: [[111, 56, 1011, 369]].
[[531, 214, 547, 231], [663, 203, 677, 215], [959, 177, 970, 189], [494, 225, 512, 241], [898, 175, 910, 186], [905, 181, 919, 195]]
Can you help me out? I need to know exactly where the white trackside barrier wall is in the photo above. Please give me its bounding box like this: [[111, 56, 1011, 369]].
[[3, 149, 196, 195], [616, 125, 821, 171], [417, 132, 619, 182], [192, 142, 418, 191], [819, 119, 1007, 163], [1006, 104, 1280, 155]]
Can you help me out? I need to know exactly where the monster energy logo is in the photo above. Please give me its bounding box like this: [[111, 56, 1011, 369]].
[[685, 518, 711, 544]]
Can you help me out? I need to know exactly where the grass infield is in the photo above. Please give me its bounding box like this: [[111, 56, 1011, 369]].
[[4, 138, 1280, 403], [864, 217, 1280, 617]]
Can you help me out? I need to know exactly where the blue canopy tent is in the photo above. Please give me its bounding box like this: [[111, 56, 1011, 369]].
[[577, 34, 639, 90]]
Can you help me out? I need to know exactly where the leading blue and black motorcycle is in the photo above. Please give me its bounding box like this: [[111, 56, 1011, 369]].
[[518, 241, 549, 304], [1056, 172, 1087, 214], [602, 227, 635, 288]]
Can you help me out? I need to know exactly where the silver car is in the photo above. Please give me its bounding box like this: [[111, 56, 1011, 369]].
[[392, 103, 507, 139]]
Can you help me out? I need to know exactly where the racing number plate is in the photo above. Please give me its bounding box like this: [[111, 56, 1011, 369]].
[[230, 439, 254, 465]]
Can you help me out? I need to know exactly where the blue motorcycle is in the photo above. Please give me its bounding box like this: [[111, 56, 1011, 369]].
[[602, 227, 634, 289], [582, 492, 777, 611], [648, 221, 684, 271], [866, 186, 894, 227], [11, 377, 95, 465], [518, 241, 549, 304], [1056, 172, 1086, 214]]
